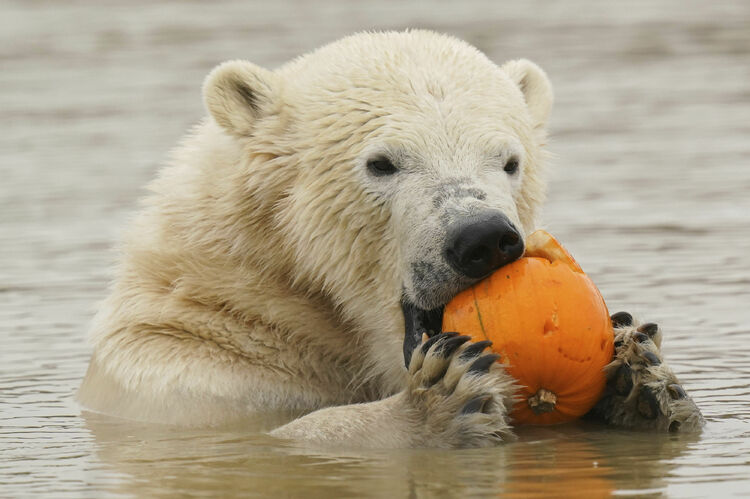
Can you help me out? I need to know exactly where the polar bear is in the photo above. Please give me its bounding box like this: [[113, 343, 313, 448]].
[[78, 30, 703, 447]]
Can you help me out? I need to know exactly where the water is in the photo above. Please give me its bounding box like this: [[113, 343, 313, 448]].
[[2, 0, 749, 497]]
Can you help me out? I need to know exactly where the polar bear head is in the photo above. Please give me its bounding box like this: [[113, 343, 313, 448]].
[[202, 31, 552, 363]]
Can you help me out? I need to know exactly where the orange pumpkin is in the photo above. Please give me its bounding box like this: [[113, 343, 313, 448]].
[[442, 230, 615, 425]]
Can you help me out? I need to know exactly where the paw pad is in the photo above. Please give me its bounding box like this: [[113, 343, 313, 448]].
[[637, 386, 661, 420], [613, 363, 634, 396], [637, 322, 659, 337], [632, 332, 650, 343], [642, 351, 662, 366], [667, 383, 687, 400], [611, 311, 633, 328]]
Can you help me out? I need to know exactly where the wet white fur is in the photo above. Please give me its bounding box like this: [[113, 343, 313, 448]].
[[78, 31, 553, 444]]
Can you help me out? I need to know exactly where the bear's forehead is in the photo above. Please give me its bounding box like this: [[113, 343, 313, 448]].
[[273, 31, 532, 152], [279, 31, 516, 102]]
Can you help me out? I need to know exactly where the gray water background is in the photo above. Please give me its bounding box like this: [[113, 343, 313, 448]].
[[1, 0, 749, 497]]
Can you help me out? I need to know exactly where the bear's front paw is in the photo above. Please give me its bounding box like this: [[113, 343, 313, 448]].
[[404, 332, 516, 448], [588, 312, 705, 432]]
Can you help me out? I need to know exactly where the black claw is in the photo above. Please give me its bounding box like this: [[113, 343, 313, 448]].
[[633, 332, 650, 343], [611, 311, 633, 328], [667, 384, 687, 400], [421, 332, 458, 355], [459, 340, 493, 360], [638, 322, 659, 337], [642, 351, 662, 366], [669, 420, 681, 432], [637, 386, 661, 420], [613, 363, 634, 396], [467, 353, 501, 375], [436, 335, 471, 358], [461, 395, 491, 414]]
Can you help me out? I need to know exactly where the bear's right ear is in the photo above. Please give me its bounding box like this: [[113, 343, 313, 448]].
[[501, 59, 553, 131], [203, 60, 280, 137]]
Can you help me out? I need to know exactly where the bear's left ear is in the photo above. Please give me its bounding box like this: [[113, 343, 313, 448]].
[[501, 59, 553, 130], [203, 60, 281, 137]]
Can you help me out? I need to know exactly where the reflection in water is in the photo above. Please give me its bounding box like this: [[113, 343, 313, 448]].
[[83, 412, 706, 498]]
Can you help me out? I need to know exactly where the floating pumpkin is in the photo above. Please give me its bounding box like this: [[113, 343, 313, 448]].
[[442, 230, 615, 425]]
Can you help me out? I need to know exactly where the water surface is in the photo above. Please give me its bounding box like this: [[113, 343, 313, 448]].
[[2, 0, 749, 497]]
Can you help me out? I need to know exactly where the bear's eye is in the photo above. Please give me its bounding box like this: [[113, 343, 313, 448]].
[[366, 157, 398, 176], [503, 158, 520, 175]]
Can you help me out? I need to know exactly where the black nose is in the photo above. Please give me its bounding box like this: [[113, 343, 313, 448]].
[[444, 213, 524, 279]]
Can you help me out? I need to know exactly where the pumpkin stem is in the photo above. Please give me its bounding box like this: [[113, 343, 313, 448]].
[[528, 388, 557, 415]]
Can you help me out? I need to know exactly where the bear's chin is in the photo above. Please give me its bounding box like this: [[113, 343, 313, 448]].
[[401, 299, 445, 369]]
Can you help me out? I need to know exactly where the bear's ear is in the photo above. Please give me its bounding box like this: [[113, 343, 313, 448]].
[[501, 59, 553, 130], [203, 60, 280, 136]]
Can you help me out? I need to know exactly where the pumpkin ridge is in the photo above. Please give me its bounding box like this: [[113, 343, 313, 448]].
[[506, 263, 526, 379], [564, 356, 609, 388], [538, 267, 577, 391], [471, 286, 490, 343], [558, 300, 612, 389], [528, 260, 552, 397]]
